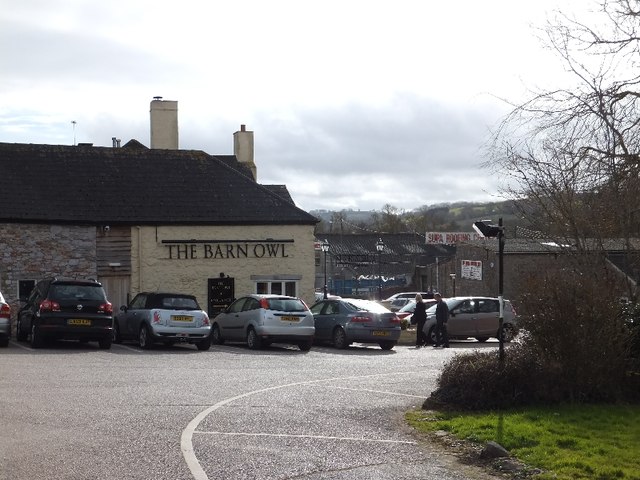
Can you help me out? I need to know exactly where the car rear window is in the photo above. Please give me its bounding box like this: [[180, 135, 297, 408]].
[[49, 284, 107, 301], [344, 299, 390, 313], [266, 298, 308, 312], [159, 296, 199, 310]]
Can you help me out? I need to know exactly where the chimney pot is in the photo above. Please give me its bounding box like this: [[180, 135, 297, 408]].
[[241, 124, 246, 132]]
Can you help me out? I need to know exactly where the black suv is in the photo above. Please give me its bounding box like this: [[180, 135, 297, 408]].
[[17, 277, 113, 349]]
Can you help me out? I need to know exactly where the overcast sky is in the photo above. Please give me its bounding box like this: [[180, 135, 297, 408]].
[[0, 0, 586, 212]]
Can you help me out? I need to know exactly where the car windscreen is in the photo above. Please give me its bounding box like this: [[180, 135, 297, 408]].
[[398, 301, 417, 313], [426, 299, 462, 314], [266, 298, 308, 312]]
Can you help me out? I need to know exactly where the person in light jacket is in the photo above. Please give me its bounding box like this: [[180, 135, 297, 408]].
[[433, 293, 449, 348]]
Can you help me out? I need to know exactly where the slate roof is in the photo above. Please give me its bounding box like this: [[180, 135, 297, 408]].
[[0, 142, 318, 226], [462, 238, 640, 254], [319, 233, 455, 276]]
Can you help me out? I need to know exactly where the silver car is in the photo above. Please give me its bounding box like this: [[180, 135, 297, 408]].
[[423, 296, 518, 343], [0, 290, 10, 347], [113, 292, 211, 350], [211, 294, 315, 351]]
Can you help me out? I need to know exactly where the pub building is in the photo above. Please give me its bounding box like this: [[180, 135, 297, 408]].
[[0, 99, 318, 320]]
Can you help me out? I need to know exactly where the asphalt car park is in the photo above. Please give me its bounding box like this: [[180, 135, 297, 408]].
[[0, 338, 502, 480]]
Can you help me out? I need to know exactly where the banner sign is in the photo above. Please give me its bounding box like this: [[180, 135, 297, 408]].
[[425, 232, 483, 245]]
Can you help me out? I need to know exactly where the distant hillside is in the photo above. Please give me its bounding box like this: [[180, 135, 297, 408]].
[[310, 201, 526, 235]]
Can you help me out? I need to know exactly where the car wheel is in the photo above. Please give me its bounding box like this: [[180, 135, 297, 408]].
[[211, 324, 225, 345], [0, 335, 8, 348], [30, 324, 44, 349], [475, 336, 489, 343], [16, 319, 28, 342], [297, 339, 312, 352], [500, 323, 516, 342], [112, 321, 122, 344], [98, 336, 112, 349], [246, 328, 262, 350], [332, 327, 349, 349], [426, 326, 436, 345], [196, 336, 211, 351], [138, 324, 154, 350], [379, 341, 395, 351]]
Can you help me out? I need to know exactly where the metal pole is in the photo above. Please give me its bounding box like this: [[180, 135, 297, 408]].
[[498, 217, 505, 363], [378, 250, 382, 301], [323, 248, 328, 299]]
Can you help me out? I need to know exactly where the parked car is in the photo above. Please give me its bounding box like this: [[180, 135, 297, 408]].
[[422, 296, 518, 343], [211, 294, 315, 351], [310, 298, 401, 350], [388, 297, 414, 312], [397, 299, 438, 323], [383, 292, 432, 303], [381, 291, 433, 310], [0, 290, 11, 347], [113, 292, 211, 350], [16, 277, 113, 349]]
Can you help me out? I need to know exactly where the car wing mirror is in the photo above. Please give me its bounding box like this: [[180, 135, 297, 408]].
[[120, 305, 128, 312]]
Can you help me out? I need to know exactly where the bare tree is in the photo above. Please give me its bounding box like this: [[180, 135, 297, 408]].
[[488, 0, 640, 297], [483, 0, 640, 400]]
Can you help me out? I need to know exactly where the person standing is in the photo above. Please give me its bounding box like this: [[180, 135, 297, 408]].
[[413, 293, 428, 348], [433, 293, 449, 348]]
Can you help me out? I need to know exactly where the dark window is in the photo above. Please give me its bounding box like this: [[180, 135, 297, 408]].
[[18, 280, 36, 301]]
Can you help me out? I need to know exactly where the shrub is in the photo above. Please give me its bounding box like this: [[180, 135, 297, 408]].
[[425, 255, 639, 410]]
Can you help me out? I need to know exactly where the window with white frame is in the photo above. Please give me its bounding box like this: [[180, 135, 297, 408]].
[[252, 275, 301, 297], [255, 280, 297, 297]]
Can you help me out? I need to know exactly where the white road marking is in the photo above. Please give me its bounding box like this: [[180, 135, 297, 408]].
[[181, 371, 427, 480], [196, 431, 417, 445]]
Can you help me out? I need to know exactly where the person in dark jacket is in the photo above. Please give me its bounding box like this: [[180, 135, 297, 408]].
[[413, 293, 428, 348], [433, 293, 449, 348]]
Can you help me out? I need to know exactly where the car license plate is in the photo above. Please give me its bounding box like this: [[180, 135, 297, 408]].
[[68, 319, 91, 326], [372, 330, 389, 337], [171, 315, 193, 322], [280, 316, 300, 322]]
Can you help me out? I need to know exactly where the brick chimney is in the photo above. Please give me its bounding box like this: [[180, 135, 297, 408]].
[[233, 124, 257, 181], [150, 97, 178, 149]]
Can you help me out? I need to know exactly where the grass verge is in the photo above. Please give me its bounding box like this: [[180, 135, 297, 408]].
[[406, 404, 640, 480]]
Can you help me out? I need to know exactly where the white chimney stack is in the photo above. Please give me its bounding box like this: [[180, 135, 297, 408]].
[[150, 97, 178, 149], [233, 124, 256, 181]]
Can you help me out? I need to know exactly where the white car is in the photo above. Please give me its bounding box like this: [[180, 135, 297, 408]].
[[382, 292, 432, 303], [211, 294, 315, 351]]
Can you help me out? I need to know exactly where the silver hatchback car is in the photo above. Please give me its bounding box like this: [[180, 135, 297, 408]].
[[423, 296, 518, 344], [211, 294, 315, 351]]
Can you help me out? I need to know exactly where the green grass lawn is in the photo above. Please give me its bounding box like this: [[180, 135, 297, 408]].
[[406, 404, 640, 480]]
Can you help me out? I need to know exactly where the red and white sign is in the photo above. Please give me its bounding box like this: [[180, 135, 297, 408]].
[[425, 232, 483, 245], [461, 260, 483, 280]]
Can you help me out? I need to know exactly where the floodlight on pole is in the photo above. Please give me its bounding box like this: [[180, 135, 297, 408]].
[[472, 218, 506, 363]]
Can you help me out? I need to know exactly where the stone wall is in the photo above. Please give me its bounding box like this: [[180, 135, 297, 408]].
[[0, 223, 97, 319]]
